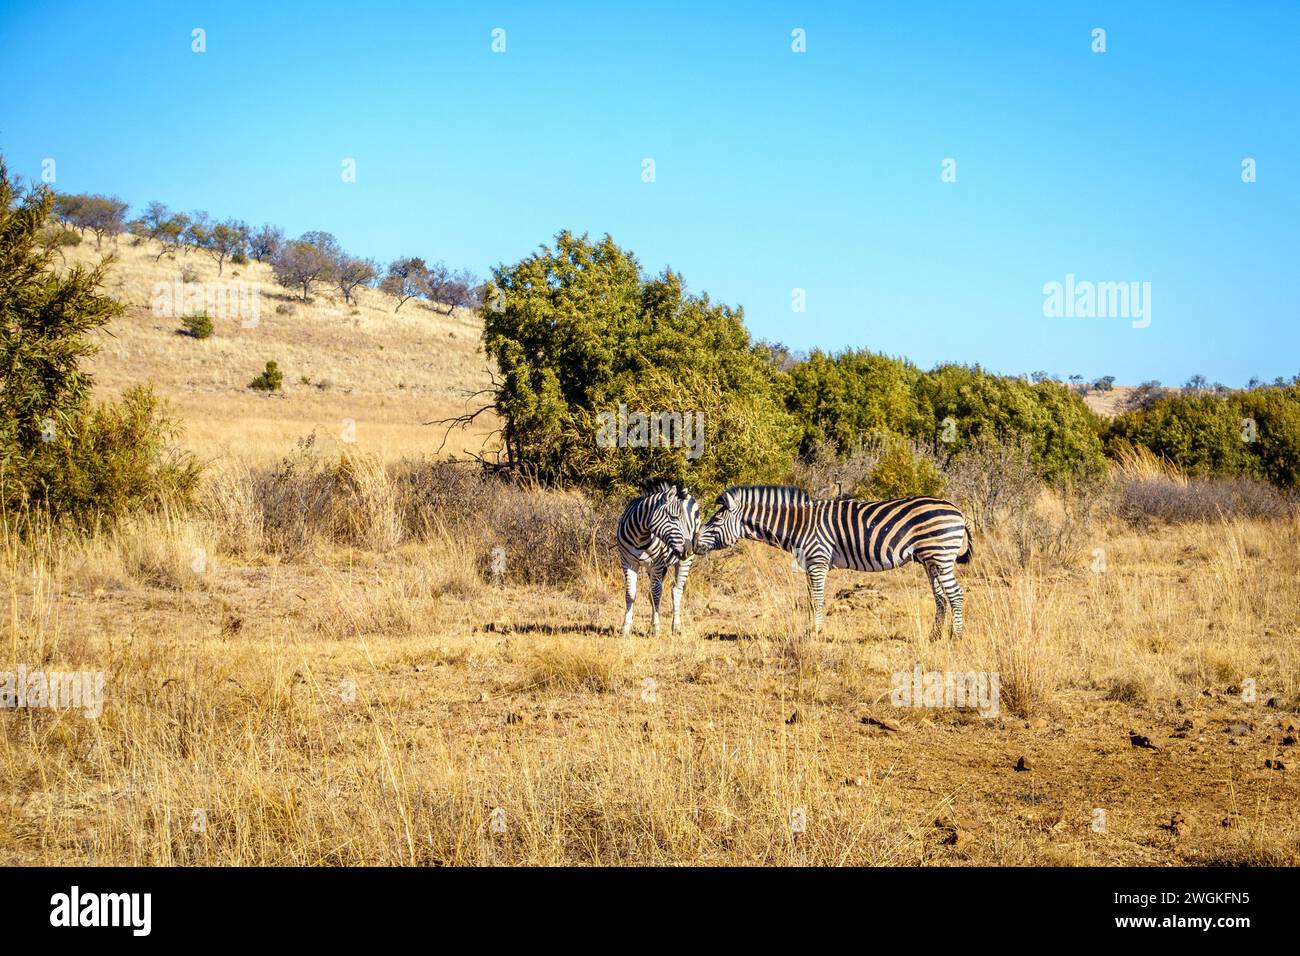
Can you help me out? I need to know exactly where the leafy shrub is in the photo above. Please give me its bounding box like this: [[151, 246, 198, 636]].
[[38, 224, 82, 261], [480, 231, 798, 497], [8, 386, 201, 527], [860, 436, 945, 499], [787, 350, 925, 454], [1105, 393, 1256, 479], [801, 431, 946, 499], [1, 155, 199, 527], [787, 353, 1106, 483], [1105, 386, 1300, 488], [248, 361, 283, 391], [182, 313, 214, 339], [1233, 385, 1300, 488], [914, 364, 1106, 483]]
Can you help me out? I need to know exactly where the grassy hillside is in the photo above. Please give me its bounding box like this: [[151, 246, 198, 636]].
[[1082, 386, 1135, 418], [61, 235, 498, 464]]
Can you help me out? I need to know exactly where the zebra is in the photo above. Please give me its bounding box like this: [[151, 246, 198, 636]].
[[616, 479, 700, 636], [694, 485, 972, 637]]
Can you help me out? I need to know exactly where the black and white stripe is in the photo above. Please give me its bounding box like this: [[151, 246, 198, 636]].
[[695, 485, 972, 636], [616, 479, 700, 635]]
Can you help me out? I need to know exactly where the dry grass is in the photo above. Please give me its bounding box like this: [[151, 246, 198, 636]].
[[1110, 444, 1295, 523], [3, 485, 1298, 866]]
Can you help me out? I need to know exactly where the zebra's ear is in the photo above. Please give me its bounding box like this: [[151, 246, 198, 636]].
[[678, 485, 690, 500], [719, 490, 736, 510]]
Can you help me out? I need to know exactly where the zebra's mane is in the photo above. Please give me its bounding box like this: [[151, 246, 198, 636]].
[[721, 485, 813, 506], [640, 477, 678, 498]]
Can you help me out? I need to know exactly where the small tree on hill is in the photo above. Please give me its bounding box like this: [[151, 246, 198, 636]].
[[334, 254, 377, 305], [136, 201, 174, 242], [249, 224, 284, 263], [380, 256, 430, 312], [59, 193, 128, 248], [248, 361, 283, 391], [203, 218, 249, 276], [272, 232, 338, 301], [427, 263, 480, 313], [183, 210, 211, 254]]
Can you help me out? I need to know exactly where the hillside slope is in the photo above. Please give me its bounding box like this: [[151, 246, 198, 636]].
[[60, 236, 498, 464], [1081, 386, 1135, 418]]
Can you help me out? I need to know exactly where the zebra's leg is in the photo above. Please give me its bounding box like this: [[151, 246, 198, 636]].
[[621, 561, 638, 636], [925, 562, 948, 640], [805, 562, 829, 634], [939, 566, 965, 638], [648, 561, 665, 636], [670, 555, 693, 634]]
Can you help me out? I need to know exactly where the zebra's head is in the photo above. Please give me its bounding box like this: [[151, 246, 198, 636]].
[[647, 485, 697, 562], [694, 489, 744, 554]]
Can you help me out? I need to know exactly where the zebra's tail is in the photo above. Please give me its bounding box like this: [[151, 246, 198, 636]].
[[956, 527, 974, 564]]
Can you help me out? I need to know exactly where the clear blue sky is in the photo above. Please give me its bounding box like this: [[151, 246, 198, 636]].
[[2, 1, 1296, 385]]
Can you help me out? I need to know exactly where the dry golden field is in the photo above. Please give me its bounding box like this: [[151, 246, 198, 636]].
[[1, 237, 1297, 866]]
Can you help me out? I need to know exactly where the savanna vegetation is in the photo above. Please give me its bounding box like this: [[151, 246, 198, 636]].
[[2, 154, 1296, 867]]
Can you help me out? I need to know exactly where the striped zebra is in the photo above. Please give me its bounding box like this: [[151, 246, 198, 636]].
[[694, 485, 972, 637], [616, 480, 700, 635]]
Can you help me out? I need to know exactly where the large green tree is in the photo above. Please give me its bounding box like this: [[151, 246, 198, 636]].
[[480, 231, 797, 495]]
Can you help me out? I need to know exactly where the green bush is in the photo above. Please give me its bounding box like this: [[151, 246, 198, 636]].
[[787, 349, 925, 454], [1232, 385, 1300, 488], [9, 386, 200, 527], [859, 437, 945, 499], [182, 313, 214, 339], [786, 353, 1106, 484], [1105, 393, 1258, 480], [481, 231, 797, 497], [1106, 385, 1300, 488], [249, 361, 283, 392], [913, 364, 1106, 483], [1, 155, 200, 527]]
